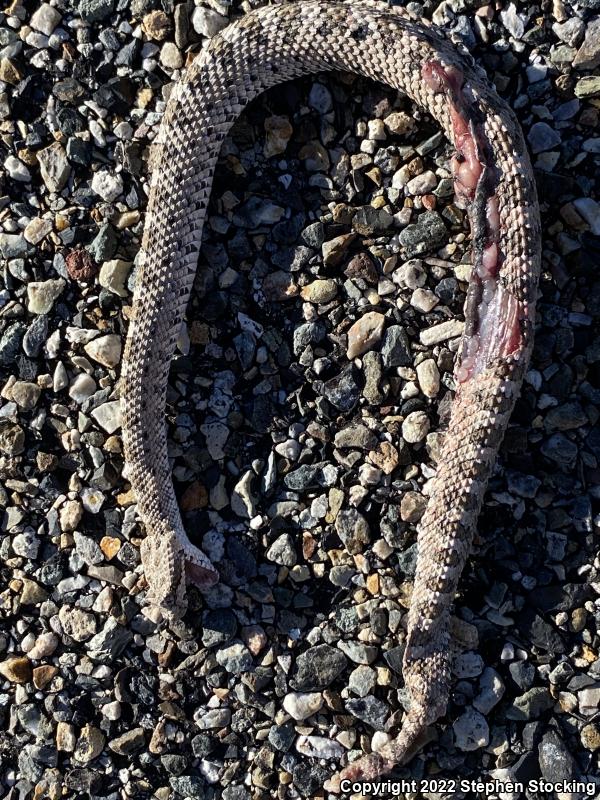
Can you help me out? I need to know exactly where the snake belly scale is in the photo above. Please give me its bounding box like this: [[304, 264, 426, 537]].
[[121, 1, 541, 780]]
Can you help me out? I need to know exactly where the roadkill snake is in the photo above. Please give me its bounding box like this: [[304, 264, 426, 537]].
[[121, 0, 542, 783]]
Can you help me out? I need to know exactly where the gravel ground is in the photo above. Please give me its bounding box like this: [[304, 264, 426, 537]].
[[1, 0, 600, 798]]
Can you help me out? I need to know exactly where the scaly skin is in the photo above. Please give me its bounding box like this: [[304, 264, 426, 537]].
[[120, 1, 541, 780]]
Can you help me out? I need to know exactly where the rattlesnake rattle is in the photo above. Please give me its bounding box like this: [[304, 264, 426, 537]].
[[120, 0, 542, 785]]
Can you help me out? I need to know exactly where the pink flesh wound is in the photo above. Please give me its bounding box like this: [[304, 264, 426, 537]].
[[456, 286, 522, 382], [422, 60, 522, 381], [422, 61, 481, 206]]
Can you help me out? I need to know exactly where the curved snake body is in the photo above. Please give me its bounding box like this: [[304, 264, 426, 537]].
[[121, 1, 541, 781]]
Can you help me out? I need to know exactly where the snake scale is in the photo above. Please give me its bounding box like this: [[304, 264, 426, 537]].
[[121, 0, 542, 782]]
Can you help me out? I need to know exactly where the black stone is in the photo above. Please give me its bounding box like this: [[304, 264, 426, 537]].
[[291, 644, 347, 690], [201, 609, 238, 648]]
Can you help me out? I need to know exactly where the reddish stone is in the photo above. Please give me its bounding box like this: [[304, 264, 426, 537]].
[[344, 252, 378, 284], [180, 481, 208, 511], [65, 249, 98, 281]]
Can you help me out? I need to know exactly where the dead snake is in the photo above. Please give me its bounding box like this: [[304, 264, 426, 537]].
[[121, 0, 542, 781]]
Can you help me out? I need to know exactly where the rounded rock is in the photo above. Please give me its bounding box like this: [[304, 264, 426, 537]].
[[300, 279, 337, 304], [283, 692, 323, 721], [402, 410, 430, 443]]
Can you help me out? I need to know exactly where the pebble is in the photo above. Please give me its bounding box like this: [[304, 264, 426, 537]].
[[60, 500, 83, 533], [37, 143, 70, 192], [266, 533, 297, 566], [20, 579, 49, 606], [74, 725, 105, 764], [553, 18, 585, 47], [573, 17, 600, 69], [282, 692, 323, 721], [538, 729, 577, 785], [274, 439, 301, 460], [399, 211, 447, 257], [575, 76, 600, 98], [30, 3, 62, 35], [56, 721, 76, 752], [66, 249, 98, 281], [296, 735, 344, 760], [349, 664, 377, 697], [0, 657, 32, 684], [27, 279, 65, 314], [264, 115, 293, 158], [411, 288, 438, 313], [5, 155, 31, 183], [84, 334, 122, 368], [345, 252, 378, 283], [142, 10, 171, 40], [59, 606, 97, 641], [10, 381, 41, 410], [384, 111, 415, 135], [200, 420, 229, 460], [352, 206, 394, 235], [400, 491, 427, 522], [346, 311, 385, 359], [581, 723, 600, 751], [24, 217, 52, 244], [160, 42, 183, 70], [419, 318, 464, 345], [231, 470, 256, 518], [406, 170, 437, 194], [362, 351, 384, 404], [0, 59, 21, 85], [416, 358, 440, 397], [402, 410, 430, 443], [28, 633, 59, 660], [381, 325, 411, 367], [12, 530, 39, 559], [0, 424, 25, 456], [308, 83, 333, 114], [194, 708, 231, 730], [292, 644, 347, 691], [79, 0, 114, 23], [110, 728, 146, 755], [528, 122, 561, 154], [345, 696, 389, 730], [191, 6, 228, 37], [335, 423, 377, 451], [322, 233, 356, 267], [579, 684, 600, 716], [474, 667, 505, 714], [300, 279, 337, 303], [33, 665, 58, 689], [91, 401, 122, 434], [506, 687, 555, 720], [0, 233, 28, 259], [215, 641, 253, 674], [99, 259, 132, 296], [335, 508, 370, 554], [500, 3, 525, 38], [369, 441, 399, 475], [91, 171, 123, 203], [69, 374, 96, 403], [338, 640, 378, 665], [573, 197, 600, 235], [509, 661, 535, 690], [453, 708, 489, 751]]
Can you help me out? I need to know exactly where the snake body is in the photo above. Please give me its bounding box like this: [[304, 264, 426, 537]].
[[121, 1, 541, 780]]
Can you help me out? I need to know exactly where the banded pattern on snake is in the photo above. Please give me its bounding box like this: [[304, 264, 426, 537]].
[[121, 1, 541, 780]]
